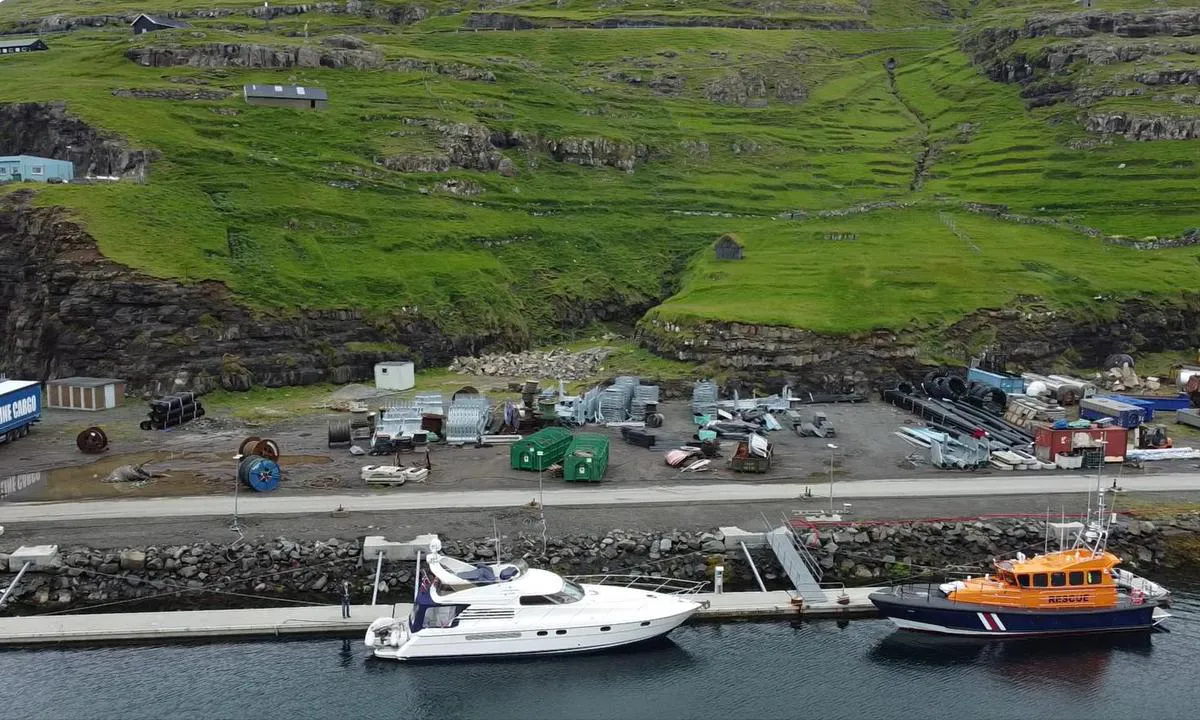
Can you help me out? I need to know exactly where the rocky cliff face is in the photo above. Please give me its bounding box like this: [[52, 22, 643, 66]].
[[0, 191, 484, 393], [0, 103, 155, 179], [964, 8, 1200, 131], [463, 11, 866, 31], [639, 295, 1200, 389]]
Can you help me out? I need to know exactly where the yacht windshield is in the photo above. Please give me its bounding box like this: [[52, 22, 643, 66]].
[[560, 580, 585, 602]]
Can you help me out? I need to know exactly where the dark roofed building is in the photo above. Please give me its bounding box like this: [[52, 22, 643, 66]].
[[0, 37, 49, 55], [243, 84, 329, 110], [131, 14, 192, 34], [713, 233, 743, 261]]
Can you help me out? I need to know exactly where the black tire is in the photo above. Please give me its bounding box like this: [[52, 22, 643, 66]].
[[139, 420, 153, 431]]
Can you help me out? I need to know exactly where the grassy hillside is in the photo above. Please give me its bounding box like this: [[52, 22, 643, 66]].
[[1, 0, 1197, 342]]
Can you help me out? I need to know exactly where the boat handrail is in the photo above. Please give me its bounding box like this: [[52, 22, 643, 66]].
[[567, 574, 710, 595]]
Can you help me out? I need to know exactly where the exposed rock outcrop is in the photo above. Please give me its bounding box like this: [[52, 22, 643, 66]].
[[382, 122, 650, 174], [0, 102, 155, 179], [639, 295, 1200, 388], [0, 191, 483, 393], [1085, 112, 1200, 140], [112, 88, 232, 101], [464, 12, 865, 31], [126, 43, 384, 70], [124, 43, 495, 80], [704, 70, 807, 106]]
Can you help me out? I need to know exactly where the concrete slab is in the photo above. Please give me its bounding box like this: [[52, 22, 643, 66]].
[[8, 545, 59, 572], [718, 526, 766, 550], [362, 534, 437, 562]]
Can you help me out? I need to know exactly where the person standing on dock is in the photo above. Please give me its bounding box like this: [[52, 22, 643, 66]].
[[340, 581, 352, 619]]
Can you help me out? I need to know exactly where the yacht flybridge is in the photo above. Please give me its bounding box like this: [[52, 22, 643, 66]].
[[365, 538, 706, 660]]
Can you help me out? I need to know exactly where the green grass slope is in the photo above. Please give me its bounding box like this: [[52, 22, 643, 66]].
[[0, 0, 1197, 342]]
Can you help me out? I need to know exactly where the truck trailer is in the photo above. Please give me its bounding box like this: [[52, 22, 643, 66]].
[[0, 380, 42, 446]]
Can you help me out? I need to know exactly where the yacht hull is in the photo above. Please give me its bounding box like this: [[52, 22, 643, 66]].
[[871, 592, 1157, 638], [372, 606, 696, 661]]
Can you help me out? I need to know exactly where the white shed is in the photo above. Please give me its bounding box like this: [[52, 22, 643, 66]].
[[374, 361, 415, 391]]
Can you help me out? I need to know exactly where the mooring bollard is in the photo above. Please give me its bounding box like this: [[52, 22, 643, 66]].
[[714, 566, 724, 595]]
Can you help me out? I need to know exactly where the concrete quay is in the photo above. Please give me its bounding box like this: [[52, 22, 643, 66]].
[[0, 590, 878, 646]]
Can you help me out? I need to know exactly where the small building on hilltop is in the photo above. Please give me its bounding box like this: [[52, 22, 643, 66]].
[[243, 84, 329, 110], [0, 37, 49, 55], [131, 14, 192, 34], [713, 233, 744, 261], [0, 155, 74, 183]]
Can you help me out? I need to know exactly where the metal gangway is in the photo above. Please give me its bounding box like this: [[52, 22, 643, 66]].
[[762, 515, 828, 603]]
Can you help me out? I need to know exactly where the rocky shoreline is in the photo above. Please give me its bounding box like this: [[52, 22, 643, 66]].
[[2, 515, 1194, 615]]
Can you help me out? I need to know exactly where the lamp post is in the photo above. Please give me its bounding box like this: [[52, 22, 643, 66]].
[[826, 443, 838, 516]]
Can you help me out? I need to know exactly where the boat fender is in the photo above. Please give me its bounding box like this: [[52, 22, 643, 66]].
[[364, 629, 376, 647]]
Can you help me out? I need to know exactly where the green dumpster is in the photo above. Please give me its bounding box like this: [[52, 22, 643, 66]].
[[510, 427, 574, 471], [564, 434, 610, 482]]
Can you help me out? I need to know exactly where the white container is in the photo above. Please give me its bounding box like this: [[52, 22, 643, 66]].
[[374, 361, 415, 391], [1055, 453, 1083, 470]]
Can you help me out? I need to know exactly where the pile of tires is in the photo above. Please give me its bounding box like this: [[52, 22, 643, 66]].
[[140, 392, 205, 431]]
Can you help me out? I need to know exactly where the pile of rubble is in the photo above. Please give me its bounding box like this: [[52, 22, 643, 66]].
[[448, 347, 613, 380], [1094, 364, 1163, 393]]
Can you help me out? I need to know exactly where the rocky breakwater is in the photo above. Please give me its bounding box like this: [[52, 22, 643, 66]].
[[0, 191, 488, 393], [2, 518, 1194, 615], [801, 516, 1186, 584], [0, 529, 768, 613]]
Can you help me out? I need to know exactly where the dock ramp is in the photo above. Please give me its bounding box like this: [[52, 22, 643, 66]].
[[765, 526, 827, 603]]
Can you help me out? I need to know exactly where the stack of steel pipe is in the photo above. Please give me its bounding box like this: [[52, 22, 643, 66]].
[[881, 386, 1032, 448], [141, 392, 205, 431]]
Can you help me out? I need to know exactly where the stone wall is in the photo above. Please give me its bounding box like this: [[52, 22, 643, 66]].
[[2, 516, 1193, 614]]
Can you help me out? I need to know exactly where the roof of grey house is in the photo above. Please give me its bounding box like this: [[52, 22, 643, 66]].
[[0, 37, 47, 49], [132, 14, 192, 29], [243, 84, 329, 101]]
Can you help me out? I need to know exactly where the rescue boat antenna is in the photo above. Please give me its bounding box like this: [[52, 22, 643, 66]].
[[1044, 505, 1050, 554]]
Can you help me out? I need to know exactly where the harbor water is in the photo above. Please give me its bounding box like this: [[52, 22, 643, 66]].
[[2, 579, 1197, 720]]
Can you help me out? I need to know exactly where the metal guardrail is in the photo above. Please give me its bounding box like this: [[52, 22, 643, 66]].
[[567, 574, 709, 595]]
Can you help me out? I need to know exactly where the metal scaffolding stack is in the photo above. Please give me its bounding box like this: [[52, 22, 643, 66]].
[[630, 384, 660, 421], [598, 377, 638, 423], [444, 395, 490, 445], [692, 380, 718, 418]]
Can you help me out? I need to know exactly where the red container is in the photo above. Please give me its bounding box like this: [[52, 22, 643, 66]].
[[1033, 425, 1127, 462]]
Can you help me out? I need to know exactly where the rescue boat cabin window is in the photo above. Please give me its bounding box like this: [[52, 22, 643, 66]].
[[1017, 574, 1030, 588], [1069, 571, 1085, 586], [1032, 573, 1048, 587], [1051, 572, 1067, 587], [1087, 570, 1103, 584]]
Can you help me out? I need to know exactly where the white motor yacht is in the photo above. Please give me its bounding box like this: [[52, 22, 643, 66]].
[[365, 538, 705, 660]]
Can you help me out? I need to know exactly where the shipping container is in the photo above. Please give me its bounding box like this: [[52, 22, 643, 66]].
[[563, 434, 610, 482], [967, 367, 1026, 394], [0, 380, 42, 446], [1097, 395, 1155, 422], [510, 427, 574, 471], [1079, 397, 1143, 429], [1033, 424, 1127, 462]]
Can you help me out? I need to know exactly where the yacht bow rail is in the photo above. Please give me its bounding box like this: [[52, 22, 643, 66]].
[[567, 574, 709, 595]]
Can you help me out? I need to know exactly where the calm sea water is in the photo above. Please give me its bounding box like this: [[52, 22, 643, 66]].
[[2, 580, 1197, 720]]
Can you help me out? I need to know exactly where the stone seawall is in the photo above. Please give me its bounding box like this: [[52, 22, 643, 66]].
[[2, 516, 1195, 615]]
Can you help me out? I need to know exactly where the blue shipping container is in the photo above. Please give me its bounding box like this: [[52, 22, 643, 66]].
[[1101, 394, 1155, 422], [1079, 397, 1142, 429], [0, 380, 42, 440], [967, 367, 1026, 394]]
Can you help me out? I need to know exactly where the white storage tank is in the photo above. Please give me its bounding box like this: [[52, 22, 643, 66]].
[[374, 361, 415, 391]]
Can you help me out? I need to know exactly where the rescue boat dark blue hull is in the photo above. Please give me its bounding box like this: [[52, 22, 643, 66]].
[[871, 592, 1157, 637]]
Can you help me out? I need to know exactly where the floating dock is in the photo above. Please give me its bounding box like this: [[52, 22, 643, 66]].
[[0, 590, 878, 646]]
